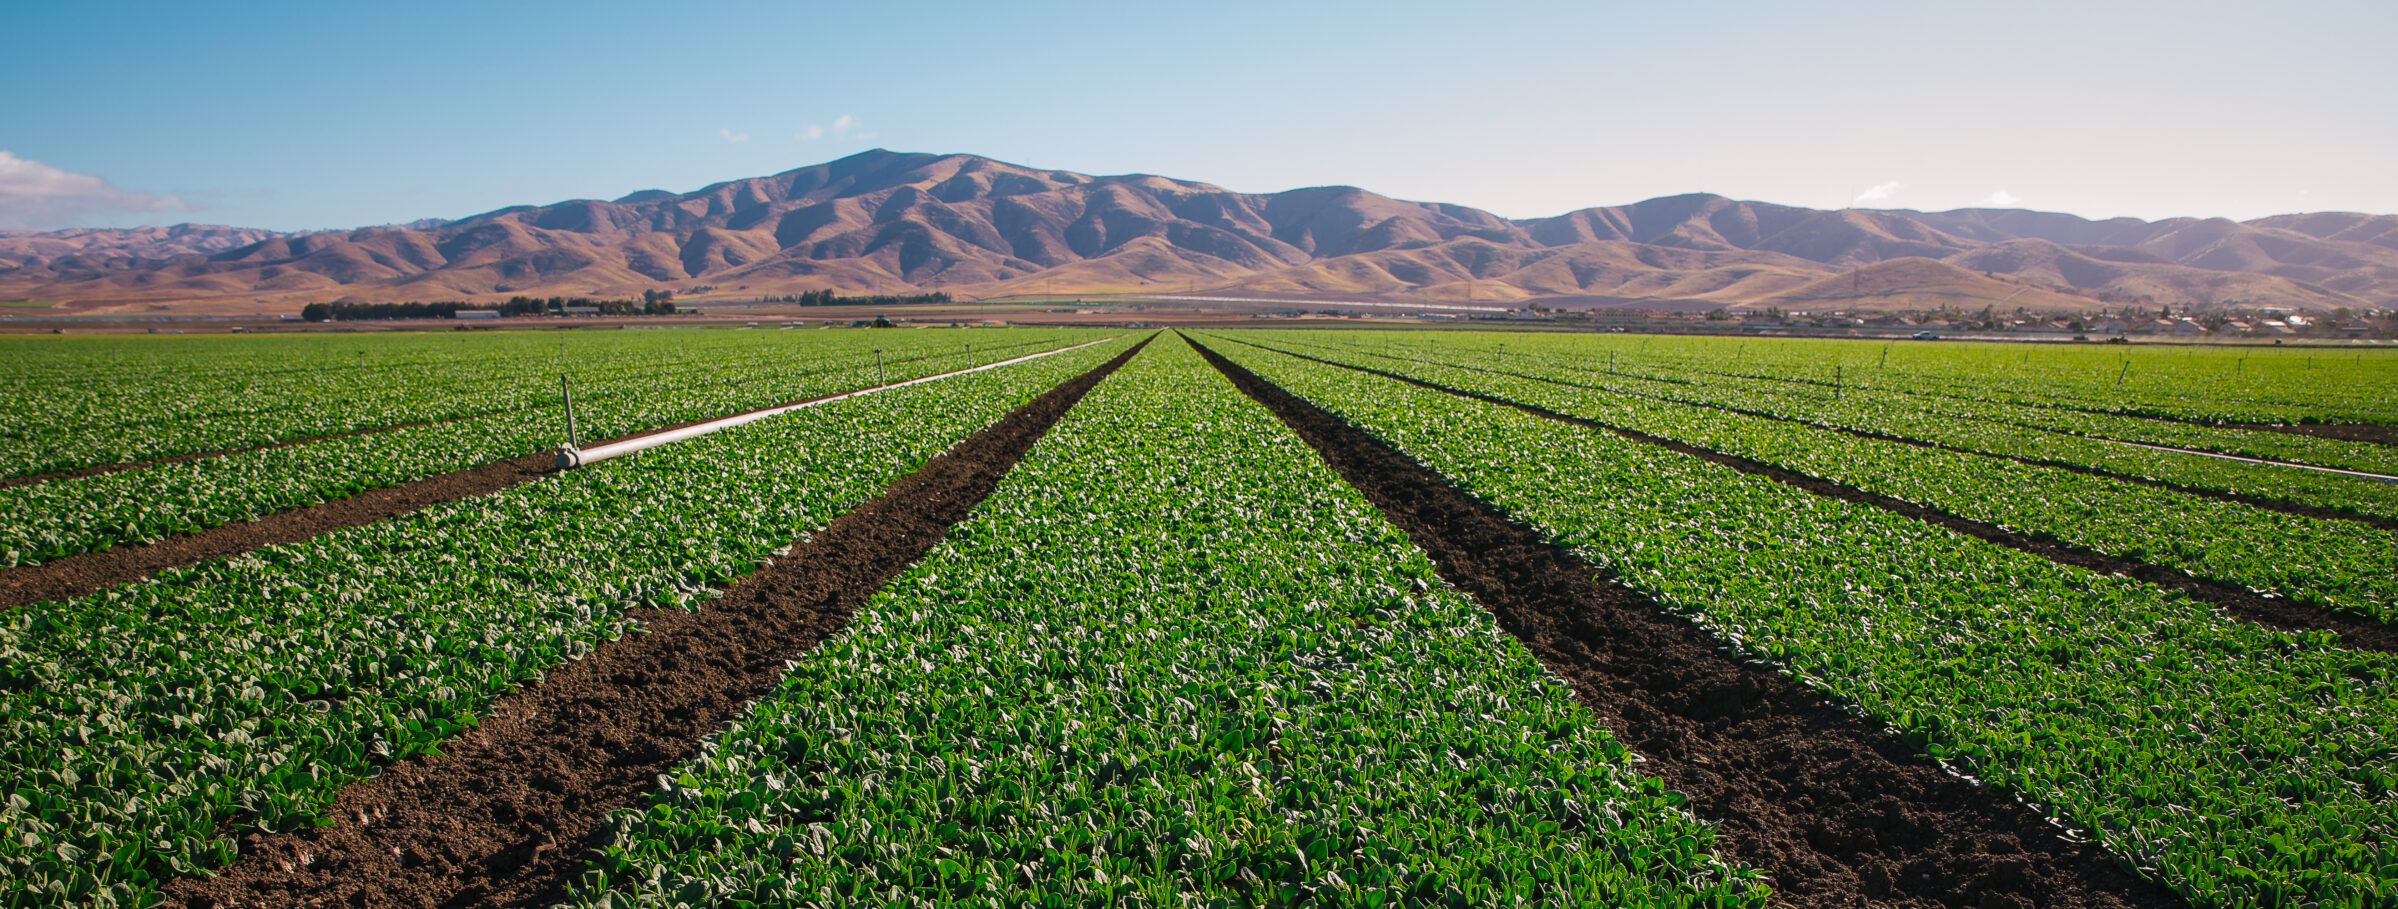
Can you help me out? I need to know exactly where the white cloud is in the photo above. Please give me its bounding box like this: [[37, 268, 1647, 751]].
[[0, 151, 190, 229], [719, 128, 751, 144], [1981, 189, 2024, 207], [797, 114, 871, 144], [1850, 181, 1901, 206]]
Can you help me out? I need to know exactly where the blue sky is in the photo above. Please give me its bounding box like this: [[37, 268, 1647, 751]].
[[4, 0, 2392, 231]]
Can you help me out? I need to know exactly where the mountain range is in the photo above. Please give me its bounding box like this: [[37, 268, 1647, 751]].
[[5, 149, 2394, 314]]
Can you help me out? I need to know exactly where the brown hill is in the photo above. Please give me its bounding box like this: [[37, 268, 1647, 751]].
[[0, 224, 287, 272], [1, 150, 2389, 313], [1768, 257, 2094, 311]]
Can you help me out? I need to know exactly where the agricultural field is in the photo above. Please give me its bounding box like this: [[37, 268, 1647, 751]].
[[0, 325, 2392, 908]]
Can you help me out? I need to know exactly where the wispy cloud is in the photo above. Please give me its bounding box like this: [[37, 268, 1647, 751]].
[[719, 128, 751, 144], [1981, 189, 2023, 207], [1851, 181, 1901, 206], [797, 114, 874, 142], [0, 151, 190, 229]]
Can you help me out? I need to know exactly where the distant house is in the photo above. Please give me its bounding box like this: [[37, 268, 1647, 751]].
[[2170, 319, 2208, 336], [2221, 321, 2253, 334], [2091, 319, 2127, 335], [2341, 320, 2375, 337], [2258, 320, 2296, 335], [2129, 319, 2173, 334]]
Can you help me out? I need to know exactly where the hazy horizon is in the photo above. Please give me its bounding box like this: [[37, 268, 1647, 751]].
[[6, 0, 2393, 232]]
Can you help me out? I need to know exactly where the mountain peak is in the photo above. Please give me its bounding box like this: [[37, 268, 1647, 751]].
[[3, 152, 2389, 314]]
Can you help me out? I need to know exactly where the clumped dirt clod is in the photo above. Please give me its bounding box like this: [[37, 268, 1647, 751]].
[[1232, 338, 2398, 655], [162, 338, 1146, 909], [1193, 337, 2185, 909]]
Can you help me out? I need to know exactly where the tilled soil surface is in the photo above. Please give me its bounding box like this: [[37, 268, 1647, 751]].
[[162, 338, 1143, 909], [1231, 338, 2398, 655], [1193, 338, 2184, 909], [0, 452, 553, 610], [0, 338, 1051, 490], [1262, 341, 2398, 532], [0, 345, 1069, 611], [2227, 420, 2398, 446]]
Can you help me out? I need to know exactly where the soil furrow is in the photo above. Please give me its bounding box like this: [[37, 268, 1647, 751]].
[[1666, 359, 2398, 448], [0, 339, 1049, 488], [163, 337, 1148, 909], [1225, 337, 2398, 653], [0, 451, 552, 610], [1190, 337, 2181, 909], [0, 343, 1092, 610], [2228, 421, 2398, 446], [1275, 339, 2398, 531]]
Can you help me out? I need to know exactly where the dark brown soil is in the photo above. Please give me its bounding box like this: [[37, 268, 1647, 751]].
[[1303, 340, 2398, 532], [1228, 338, 2398, 654], [2228, 421, 2398, 446], [0, 336, 1051, 489], [1191, 337, 2184, 909], [0, 344, 1087, 611], [163, 337, 1146, 909], [0, 452, 553, 610]]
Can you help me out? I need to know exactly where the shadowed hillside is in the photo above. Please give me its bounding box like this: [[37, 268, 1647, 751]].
[[4, 150, 2389, 313]]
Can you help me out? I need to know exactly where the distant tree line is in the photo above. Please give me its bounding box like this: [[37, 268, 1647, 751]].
[[301, 291, 677, 322], [768, 289, 954, 306]]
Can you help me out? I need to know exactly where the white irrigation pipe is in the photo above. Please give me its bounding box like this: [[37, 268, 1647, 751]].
[[2098, 437, 2398, 484], [555, 336, 1118, 469]]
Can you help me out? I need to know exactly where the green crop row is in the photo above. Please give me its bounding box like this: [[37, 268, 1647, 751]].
[[1304, 331, 2398, 477], [1256, 331, 2398, 523], [1221, 334, 2398, 624], [0, 338, 1130, 908], [0, 331, 1096, 567], [562, 335, 1766, 909], [1426, 331, 2398, 426], [0, 329, 1056, 478], [1213, 338, 2398, 909]]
